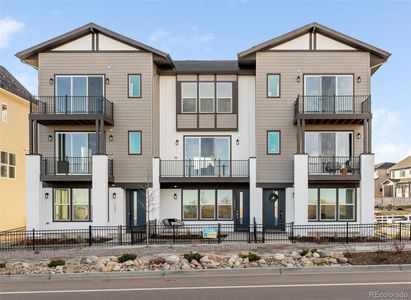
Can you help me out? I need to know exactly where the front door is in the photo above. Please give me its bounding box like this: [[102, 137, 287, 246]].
[[234, 189, 249, 231], [128, 190, 146, 227], [263, 189, 285, 230]]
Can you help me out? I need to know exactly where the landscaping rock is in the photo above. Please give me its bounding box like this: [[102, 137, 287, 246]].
[[123, 260, 135, 267], [273, 253, 285, 261], [338, 257, 348, 264], [199, 255, 210, 264], [331, 252, 344, 259], [112, 264, 122, 271], [165, 255, 180, 265], [150, 257, 166, 265], [312, 252, 320, 258], [191, 259, 201, 267], [291, 251, 301, 260], [239, 251, 249, 258], [80, 257, 92, 265]]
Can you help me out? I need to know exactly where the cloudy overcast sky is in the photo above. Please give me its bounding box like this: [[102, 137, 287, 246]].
[[1, 0, 410, 163]]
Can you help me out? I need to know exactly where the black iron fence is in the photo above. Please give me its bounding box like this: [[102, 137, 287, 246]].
[[308, 156, 360, 175], [1, 222, 410, 251], [31, 96, 113, 119], [295, 95, 371, 115], [160, 159, 249, 177], [41, 157, 92, 175]]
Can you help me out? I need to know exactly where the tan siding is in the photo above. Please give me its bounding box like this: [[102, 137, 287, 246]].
[[255, 51, 370, 183], [199, 115, 214, 128], [38, 52, 154, 183], [152, 64, 160, 157], [217, 114, 237, 129], [177, 115, 197, 128]]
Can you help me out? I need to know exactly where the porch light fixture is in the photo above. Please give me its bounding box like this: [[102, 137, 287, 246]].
[[48, 135, 52, 142], [356, 133, 361, 139], [297, 75, 301, 83], [175, 139, 179, 146], [106, 77, 110, 85], [357, 76, 361, 83], [173, 193, 178, 200], [49, 78, 54, 85], [45, 193, 49, 199], [109, 135, 113, 142], [113, 193, 116, 199], [236, 139, 240, 145]]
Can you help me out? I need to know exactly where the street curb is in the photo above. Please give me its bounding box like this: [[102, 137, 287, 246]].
[[1, 264, 410, 281]]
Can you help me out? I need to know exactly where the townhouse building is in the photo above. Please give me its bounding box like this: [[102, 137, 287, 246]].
[[382, 156, 411, 198], [17, 22, 389, 230]]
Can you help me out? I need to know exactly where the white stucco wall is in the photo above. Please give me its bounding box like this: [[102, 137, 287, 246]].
[[285, 187, 295, 223], [108, 187, 125, 226], [360, 154, 375, 224], [159, 189, 181, 220], [92, 155, 108, 226], [249, 157, 263, 224], [293, 154, 308, 225], [25, 155, 42, 230]]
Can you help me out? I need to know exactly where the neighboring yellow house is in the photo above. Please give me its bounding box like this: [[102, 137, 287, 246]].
[[0, 65, 32, 231]]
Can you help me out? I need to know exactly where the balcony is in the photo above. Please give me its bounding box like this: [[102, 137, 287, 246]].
[[294, 95, 371, 125], [30, 96, 114, 125], [160, 159, 249, 183], [308, 156, 360, 182], [40, 157, 114, 182]]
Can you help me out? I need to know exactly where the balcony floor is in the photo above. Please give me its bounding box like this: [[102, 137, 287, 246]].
[[308, 174, 360, 183], [30, 114, 114, 126], [160, 176, 249, 184], [295, 113, 371, 125]]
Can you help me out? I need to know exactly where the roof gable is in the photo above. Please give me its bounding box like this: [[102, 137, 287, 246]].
[[389, 156, 411, 171], [0, 65, 33, 101]]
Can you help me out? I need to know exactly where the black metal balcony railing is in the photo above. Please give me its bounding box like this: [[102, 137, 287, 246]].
[[41, 157, 92, 175], [31, 96, 113, 118], [160, 159, 249, 177], [308, 156, 360, 175], [295, 95, 371, 115]]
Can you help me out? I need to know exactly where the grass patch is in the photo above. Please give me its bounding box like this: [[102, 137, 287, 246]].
[[118, 253, 137, 263], [48, 259, 65, 268], [183, 252, 203, 262], [247, 252, 261, 262]]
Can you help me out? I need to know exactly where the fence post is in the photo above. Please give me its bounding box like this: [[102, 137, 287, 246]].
[[119, 225, 123, 246], [253, 217, 257, 243], [291, 222, 294, 243], [346, 222, 349, 244], [217, 223, 221, 244], [262, 225, 265, 243], [89, 225, 92, 246], [248, 223, 251, 243], [130, 226, 134, 245], [32, 228, 35, 251], [172, 225, 176, 245], [399, 223, 402, 242]]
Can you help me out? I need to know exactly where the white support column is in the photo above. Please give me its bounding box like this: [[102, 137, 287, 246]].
[[92, 155, 108, 226], [294, 154, 308, 225], [285, 187, 295, 223], [150, 157, 161, 222], [360, 154, 375, 224], [25, 155, 42, 230], [249, 157, 262, 224], [108, 187, 125, 226]]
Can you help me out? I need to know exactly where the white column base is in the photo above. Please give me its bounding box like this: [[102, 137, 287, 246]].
[[360, 154, 375, 224], [294, 154, 308, 225], [149, 158, 160, 222], [25, 155, 42, 230], [249, 158, 262, 224], [92, 155, 108, 226]]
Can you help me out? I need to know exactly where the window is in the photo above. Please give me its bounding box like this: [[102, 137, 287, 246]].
[[400, 170, 406, 177], [183, 190, 198, 220], [0, 151, 16, 179], [217, 82, 232, 113], [267, 131, 280, 154], [338, 188, 355, 221], [217, 190, 233, 219], [200, 190, 215, 219], [267, 74, 280, 97], [181, 82, 197, 113], [1, 104, 7, 122], [305, 132, 352, 157], [128, 74, 141, 98], [309, 187, 356, 221], [199, 82, 214, 113], [54, 188, 90, 222], [308, 189, 318, 220], [128, 131, 142, 155]]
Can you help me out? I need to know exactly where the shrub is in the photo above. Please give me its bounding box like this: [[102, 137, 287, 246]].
[[300, 249, 309, 256], [183, 252, 203, 262], [118, 253, 137, 263], [247, 252, 261, 262], [0, 262, 6, 268], [48, 259, 65, 268], [311, 248, 318, 253]]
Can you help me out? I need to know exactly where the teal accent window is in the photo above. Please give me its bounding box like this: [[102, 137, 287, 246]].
[[267, 74, 280, 97], [128, 74, 141, 98], [267, 131, 280, 154], [129, 131, 142, 155]]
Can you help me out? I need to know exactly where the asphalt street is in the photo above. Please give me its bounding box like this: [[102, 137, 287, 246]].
[[1, 270, 410, 300]]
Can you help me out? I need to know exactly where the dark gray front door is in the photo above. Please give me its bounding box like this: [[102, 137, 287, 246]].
[[263, 189, 285, 230], [234, 189, 249, 231], [128, 190, 146, 227]]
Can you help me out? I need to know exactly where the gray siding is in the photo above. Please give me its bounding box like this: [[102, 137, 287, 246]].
[[255, 51, 370, 183], [38, 52, 154, 183]]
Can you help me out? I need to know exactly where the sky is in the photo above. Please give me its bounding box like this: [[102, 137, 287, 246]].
[[0, 0, 410, 163]]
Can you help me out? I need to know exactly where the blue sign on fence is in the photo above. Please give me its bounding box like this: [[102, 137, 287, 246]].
[[202, 227, 218, 238]]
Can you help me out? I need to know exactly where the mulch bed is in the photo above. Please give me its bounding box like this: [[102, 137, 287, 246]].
[[347, 250, 411, 265]]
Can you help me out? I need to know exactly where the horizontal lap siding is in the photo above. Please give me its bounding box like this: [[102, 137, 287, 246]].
[[256, 51, 370, 183], [38, 52, 154, 183]]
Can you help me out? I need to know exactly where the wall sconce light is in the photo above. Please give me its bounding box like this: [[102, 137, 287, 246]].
[[109, 135, 113, 142], [49, 78, 54, 85], [357, 76, 361, 83], [106, 77, 110, 85], [236, 139, 240, 145], [173, 193, 178, 200], [48, 135, 52, 142], [357, 133, 362, 139], [175, 139, 179, 146], [297, 75, 301, 83], [113, 193, 116, 199], [45, 193, 49, 199]]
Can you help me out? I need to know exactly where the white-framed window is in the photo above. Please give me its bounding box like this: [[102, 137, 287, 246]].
[[1, 104, 7, 122], [200, 189, 215, 220], [54, 188, 90, 222], [1, 151, 7, 178], [217, 82, 232, 113], [0, 151, 15, 179], [217, 190, 233, 219], [181, 82, 197, 113], [199, 82, 214, 113]]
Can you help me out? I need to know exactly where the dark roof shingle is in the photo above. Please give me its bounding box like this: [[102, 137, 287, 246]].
[[0, 66, 33, 101]]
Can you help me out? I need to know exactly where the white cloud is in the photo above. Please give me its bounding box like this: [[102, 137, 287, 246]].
[[149, 29, 170, 42], [0, 17, 25, 49]]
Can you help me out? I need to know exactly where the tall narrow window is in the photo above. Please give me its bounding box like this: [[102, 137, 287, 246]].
[[200, 189, 215, 220], [217, 82, 232, 113], [8, 153, 15, 179], [199, 82, 214, 113], [181, 82, 197, 113], [54, 188, 70, 221], [267, 74, 280, 97], [72, 189, 90, 221], [308, 188, 318, 220], [320, 188, 337, 220], [338, 188, 355, 221], [128, 131, 142, 155], [0, 151, 7, 177], [1, 104, 7, 122], [217, 190, 233, 219], [267, 131, 280, 154], [128, 74, 141, 98], [183, 190, 198, 220]]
